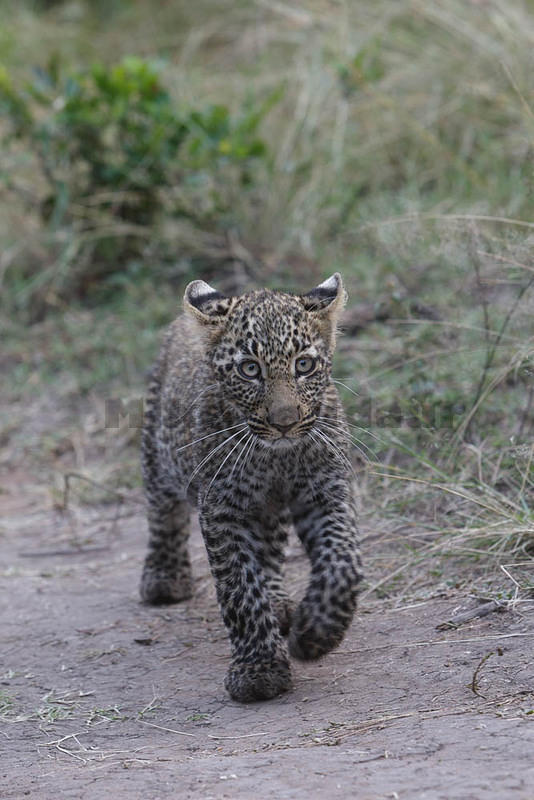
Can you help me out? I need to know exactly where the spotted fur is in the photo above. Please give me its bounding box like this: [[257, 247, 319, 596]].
[[140, 273, 363, 702]]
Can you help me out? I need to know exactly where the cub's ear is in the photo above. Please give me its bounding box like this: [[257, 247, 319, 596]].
[[301, 273, 347, 314], [301, 273, 347, 348], [183, 280, 233, 325]]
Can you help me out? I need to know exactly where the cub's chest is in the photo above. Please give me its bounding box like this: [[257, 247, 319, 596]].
[[244, 448, 306, 505]]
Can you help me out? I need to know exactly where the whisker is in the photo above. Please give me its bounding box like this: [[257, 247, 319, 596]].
[[322, 424, 375, 462], [331, 379, 360, 399], [204, 430, 251, 499], [317, 423, 372, 463], [175, 422, 247, 453], [309, 427, 351, 472], [239, 434, 258, 484], [318, 414, 386, 447], [307, 428, 323, 454], [345, 422, 387, 445], [236, 435, 258, 510], [229, 433, 253, 482], [316, 417, 378, 461], [312, 427, 355, 474], [301, 433, 320, 500], [319, 412, 382, 438], [186, 428, 248, 490]]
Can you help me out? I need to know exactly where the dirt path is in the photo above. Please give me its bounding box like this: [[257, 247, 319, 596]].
[[2, 478, 534, 799]]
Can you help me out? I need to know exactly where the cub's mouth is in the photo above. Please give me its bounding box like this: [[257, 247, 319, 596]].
[[256, 433, 301, 451], [247, 415, 317, 446]]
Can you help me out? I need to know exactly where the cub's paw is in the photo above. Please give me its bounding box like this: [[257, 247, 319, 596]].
[[139, 566, 193, 605], [288, 602, 352, 661], [224, 658, 292, 703]]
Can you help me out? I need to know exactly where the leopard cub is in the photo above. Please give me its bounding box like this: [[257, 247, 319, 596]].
[[140, 273, 363, 702]]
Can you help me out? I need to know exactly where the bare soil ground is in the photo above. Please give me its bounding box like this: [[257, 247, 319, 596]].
[[2, 473, 534, 800]]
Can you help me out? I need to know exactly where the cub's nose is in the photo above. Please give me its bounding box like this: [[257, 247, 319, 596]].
[[268, 405, 301, 433]]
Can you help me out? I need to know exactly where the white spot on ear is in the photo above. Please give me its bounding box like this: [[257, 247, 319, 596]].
[[316, 274, 339, 293], [188, 280, 218, 302]]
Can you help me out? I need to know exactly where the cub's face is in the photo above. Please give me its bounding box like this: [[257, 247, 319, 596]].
[[184, 275, 346, 444]]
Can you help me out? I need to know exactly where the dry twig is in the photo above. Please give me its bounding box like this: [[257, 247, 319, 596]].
[[436, 600, 505, 631], [470, 650, 502, 699]]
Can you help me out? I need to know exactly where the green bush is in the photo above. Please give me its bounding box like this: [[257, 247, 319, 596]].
[[0, 56, 277, 313]]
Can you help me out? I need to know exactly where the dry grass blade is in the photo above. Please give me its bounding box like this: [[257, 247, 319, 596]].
[[41, 732, 90, 763], [208, 731, 270, 740], [137, 721, 196, 737]]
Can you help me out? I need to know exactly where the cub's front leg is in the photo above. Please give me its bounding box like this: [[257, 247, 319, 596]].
[[198, 504, 292, 703], [289, 479, 363, 660]]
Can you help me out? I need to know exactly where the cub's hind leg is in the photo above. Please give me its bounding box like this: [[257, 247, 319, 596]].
[[140, 496, 193, 605], [140, 363, 192, 605]]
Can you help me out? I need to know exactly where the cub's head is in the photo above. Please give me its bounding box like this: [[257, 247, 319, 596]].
[[184, 275, 346, 445]]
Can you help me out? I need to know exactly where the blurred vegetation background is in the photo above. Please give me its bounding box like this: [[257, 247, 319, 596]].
[[1, 0, 533, 597]]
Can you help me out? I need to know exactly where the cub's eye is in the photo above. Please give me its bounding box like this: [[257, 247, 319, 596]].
[[237, 360, 261, 380], [295, 355, 316, 376]]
